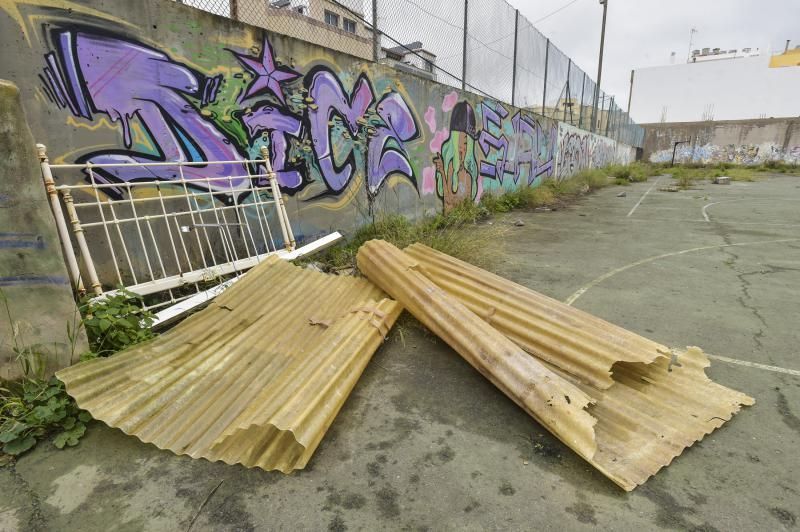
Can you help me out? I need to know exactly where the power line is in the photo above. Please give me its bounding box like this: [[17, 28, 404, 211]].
[[531, 0, 583, 25]]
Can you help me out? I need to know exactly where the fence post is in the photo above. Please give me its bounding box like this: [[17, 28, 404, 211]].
[[372, 0, 379, 62], [563, 59, 571, 123], [578, 72, 586, 129], [542, 38, 549, 117], [461, 0, 469, 91], [511, 9, 519, 106], [605, 96, 613, 137]]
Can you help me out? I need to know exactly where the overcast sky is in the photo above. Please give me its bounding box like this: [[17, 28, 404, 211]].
[[514, 0, 800, 114]]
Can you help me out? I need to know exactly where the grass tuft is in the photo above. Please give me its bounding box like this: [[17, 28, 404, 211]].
[[311, 200, 501, 272]]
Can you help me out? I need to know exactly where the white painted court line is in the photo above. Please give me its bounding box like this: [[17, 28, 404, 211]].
[[706, 354, 800, 376], [701, 201, 721, 222], [565, 237, 800, 306], [626, 176, 662, 218], [702, 197, 800, 222], [628, 217, 800, 228]]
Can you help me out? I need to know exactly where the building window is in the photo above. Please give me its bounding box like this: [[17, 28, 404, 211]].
[[343, 18, 356, 34], [324, 10, 339, 27]]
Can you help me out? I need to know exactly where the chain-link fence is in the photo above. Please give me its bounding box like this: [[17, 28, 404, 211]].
[[178, 0, 644, 147]]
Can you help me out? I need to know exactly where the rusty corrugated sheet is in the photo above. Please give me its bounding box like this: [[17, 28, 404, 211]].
[[361, 241, 754, 491], [57, 256, 400, 473]]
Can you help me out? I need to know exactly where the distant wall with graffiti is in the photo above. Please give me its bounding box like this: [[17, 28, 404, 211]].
[[0, 0, 633, 266], [555, 123, 635, 178], [643, 119, 800, 165]]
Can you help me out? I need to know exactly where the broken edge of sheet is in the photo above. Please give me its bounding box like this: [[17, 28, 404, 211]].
[[359, 241, 754, 491]]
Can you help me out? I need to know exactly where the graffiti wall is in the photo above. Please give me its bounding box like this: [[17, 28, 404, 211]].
[[556, 123, 635, 178], [643, 119, 800, 165], [0, 0, 632, 277]]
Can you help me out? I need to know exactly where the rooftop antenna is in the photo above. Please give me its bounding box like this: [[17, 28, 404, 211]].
[[687, 27, 698, 61]]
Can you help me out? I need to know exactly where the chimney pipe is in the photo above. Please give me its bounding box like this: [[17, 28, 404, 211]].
[[785, 39, 791, 53]]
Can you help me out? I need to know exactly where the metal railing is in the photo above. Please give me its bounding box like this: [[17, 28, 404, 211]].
[[38, 144, 298, 315], [181, 0, 644, 147]]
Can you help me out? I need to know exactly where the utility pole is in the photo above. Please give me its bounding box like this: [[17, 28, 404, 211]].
[[590, 0, 608, 133], [626, 69, 634, 114]]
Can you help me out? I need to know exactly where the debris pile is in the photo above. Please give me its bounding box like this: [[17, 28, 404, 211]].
[[59, 241, 753, 490]]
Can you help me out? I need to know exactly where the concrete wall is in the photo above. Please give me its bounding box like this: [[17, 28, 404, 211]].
[[0, 0, 634, 287], [642, 119, 800, 165], [556, 123, 635, 178], [630, 55, 800, 123], [0, 81, 88, 381]]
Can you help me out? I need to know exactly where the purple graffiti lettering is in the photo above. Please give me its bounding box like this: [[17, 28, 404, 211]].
[[47, 32, 246, 197], [367, 92, 419, 193], [242, 105, 303, 190], [307, 70, 374, 192], [478, 103, 512, 182]]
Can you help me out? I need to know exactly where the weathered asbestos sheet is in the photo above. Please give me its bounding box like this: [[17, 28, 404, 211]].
[[57, 256, 400, 473], [361, 241, 754, 491]]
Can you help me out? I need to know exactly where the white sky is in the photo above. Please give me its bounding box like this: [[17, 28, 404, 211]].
[[513, 0, 800, 112]]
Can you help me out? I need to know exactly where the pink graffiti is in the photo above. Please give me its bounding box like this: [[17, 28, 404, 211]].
[[442, 91, 458, 113], [421, 166, 436, 194], [429, 128, 449, 153], [424, 106, 436, 133]]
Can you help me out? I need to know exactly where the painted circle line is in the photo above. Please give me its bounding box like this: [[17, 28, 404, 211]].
[[564, 237, 800, 377], [702, 197, 800, 222], [565, 237, 800, 305]]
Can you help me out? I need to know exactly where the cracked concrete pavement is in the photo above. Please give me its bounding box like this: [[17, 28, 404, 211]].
[[1, 173, 798, 531]]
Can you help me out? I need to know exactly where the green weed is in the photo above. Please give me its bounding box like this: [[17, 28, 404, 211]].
[[1, 288, 156, 459], [80, 289, 156, 358]]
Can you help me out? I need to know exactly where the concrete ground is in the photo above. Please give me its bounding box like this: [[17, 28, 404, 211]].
[[2, 173, 799, 531]]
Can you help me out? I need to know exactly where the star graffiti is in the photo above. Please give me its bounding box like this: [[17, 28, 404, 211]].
[[231, 37, 300, 104]]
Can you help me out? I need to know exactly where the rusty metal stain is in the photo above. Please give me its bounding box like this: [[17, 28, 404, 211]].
[[366, 242, 754, 491], [57, 256, 401, 473]]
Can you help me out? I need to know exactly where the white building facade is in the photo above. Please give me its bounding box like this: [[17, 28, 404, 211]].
[[629, 52, 800, 123]]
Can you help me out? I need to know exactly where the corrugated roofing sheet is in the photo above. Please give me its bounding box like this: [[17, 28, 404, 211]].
[[357, 240, 599, 461], [360, 241, 754, 491], [404, 243, 667, 390], [57, 256, 400, 473]]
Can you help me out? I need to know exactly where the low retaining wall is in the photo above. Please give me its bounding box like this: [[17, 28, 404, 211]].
[[642, 119, 800, 165], [0, 81, 87, 380]]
